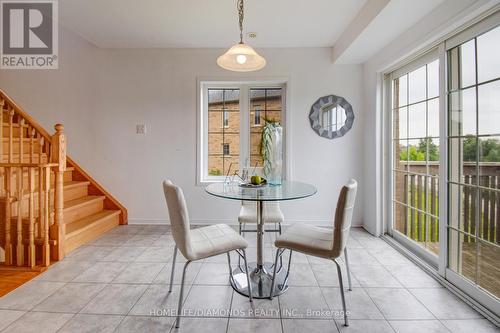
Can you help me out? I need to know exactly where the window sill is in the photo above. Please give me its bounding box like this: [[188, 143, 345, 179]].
[[197, 178, 228, 187]]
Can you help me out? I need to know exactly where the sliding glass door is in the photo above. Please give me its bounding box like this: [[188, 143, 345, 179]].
[[389, 11, 500, 314], [447, 22, 500, 301], [391, 54, 441, 263]]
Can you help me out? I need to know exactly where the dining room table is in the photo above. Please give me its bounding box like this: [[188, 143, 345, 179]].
[[205, 180, 317, 299]]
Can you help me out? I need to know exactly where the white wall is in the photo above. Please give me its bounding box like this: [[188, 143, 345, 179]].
[[0, 27, 365, 226], [361, 0, 499, 235]]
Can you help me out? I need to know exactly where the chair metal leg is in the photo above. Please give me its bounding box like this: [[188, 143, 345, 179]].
[[269, 248, 281, 300], [334, 259, 349, 327], [237, 223, 245, 272], [175, 260, 191, 328], [344, 248, 352, 291], [242, 249, 253, 302], [276, 223, 283, 271], [169, 246, 178, 293], [282, 250, 293, 286], [227, 252, 234, 284]]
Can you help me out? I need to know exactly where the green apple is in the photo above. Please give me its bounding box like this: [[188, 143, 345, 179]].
[[251, 175, 262, 185]]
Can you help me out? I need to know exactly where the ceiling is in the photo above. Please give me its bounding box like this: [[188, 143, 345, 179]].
[[60, 0, 448, 64], [334, 0, 446, 64], [60, 0, 367, 48]]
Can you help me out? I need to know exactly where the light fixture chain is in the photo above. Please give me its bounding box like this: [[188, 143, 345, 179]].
[[238, 0, 244, 43]]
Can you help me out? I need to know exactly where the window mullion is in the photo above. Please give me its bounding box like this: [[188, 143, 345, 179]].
[[240, 85, 250, 170], [438, 42, 448, 277]]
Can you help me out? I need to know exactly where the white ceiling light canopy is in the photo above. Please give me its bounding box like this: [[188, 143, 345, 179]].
[[217, 0, 266, 72]]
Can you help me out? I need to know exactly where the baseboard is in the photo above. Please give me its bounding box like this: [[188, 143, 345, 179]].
[[128, 218, 363, 227]]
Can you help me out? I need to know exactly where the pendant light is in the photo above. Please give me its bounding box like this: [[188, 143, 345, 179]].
[[217, 0, 266, 72]]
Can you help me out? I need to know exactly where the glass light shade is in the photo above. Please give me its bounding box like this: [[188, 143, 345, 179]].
[[217, 43, 266, 72]]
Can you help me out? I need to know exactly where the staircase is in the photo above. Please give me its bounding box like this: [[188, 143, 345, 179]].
[[0, 89, 127, 270]]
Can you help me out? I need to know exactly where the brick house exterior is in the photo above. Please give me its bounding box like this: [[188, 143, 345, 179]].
[[207, 89, 282, 176]]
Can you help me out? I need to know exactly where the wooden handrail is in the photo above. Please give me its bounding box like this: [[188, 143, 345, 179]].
[[0, 89, 52, 141], [0, 88, 128, 269], [0, 90, 61, 267], [0, 89, 127, 226]]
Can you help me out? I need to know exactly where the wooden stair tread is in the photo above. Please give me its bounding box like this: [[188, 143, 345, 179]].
[[2, 90, 127, 268], [17, 180, 90, 197], [7, 192, 100, 220], [0, 165, 74, 171], [64, 195, 105, 211], [0, 138, 41, 142], [0, 152, 46, 156], [62, 180, 90, 189], [23, 238, 57, 246], [65, 210, 120, 236]]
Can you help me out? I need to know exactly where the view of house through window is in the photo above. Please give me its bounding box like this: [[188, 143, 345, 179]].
[[392, 58, 440, 255], [206, 85, 284, 178], [250, 89, 283, 167], [447, 24, 500, 299], [208, 89, 240, 176]]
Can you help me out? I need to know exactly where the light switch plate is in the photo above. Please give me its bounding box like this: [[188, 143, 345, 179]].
[[136, 124, 146, 134]]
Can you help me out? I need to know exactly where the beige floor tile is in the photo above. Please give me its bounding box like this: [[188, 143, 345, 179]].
[[58, 314, 123, 333], [81, 284, 148, 315], [2, 311, 73, 333]]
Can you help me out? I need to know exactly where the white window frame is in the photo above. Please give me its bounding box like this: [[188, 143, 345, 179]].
[[382, 9, 500, 318], [197, 78, 290, 184], [387, 47, 442, 268]]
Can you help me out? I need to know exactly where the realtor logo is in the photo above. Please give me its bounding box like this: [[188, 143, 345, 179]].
[[1, 0, 58, 69]]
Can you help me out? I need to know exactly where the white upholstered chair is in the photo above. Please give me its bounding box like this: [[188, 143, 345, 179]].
[[238, 201, 284, 234], [238, 167, 284, 236], [269, 179, 358, 327], [162, 180, 253, 328]]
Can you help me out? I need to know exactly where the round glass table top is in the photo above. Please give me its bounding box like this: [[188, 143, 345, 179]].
[[205, 180, 317, 202]]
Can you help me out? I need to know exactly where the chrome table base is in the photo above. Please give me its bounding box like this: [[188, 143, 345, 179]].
[[231, 262, 288, 299]]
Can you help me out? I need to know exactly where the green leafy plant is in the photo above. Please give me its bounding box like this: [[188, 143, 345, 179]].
[[399, 137, 500, 162], [399, 138, 439, 161]]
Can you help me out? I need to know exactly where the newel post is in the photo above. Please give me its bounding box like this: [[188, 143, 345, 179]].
[[50, 124, 67, 261]]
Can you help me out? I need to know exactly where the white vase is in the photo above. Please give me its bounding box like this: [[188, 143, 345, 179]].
[[264, 125, 283, 185]]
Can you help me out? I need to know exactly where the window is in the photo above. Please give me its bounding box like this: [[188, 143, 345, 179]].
[[254, 107, 261, 126], [223, 143, 230, 156], [200, 82, 286, 181], [222, 108, 229, 128], [447, 24, 500, 299], [250, 88, 283, 166], [206, 88, 239, 177], [386, 12, 500, 313], [391, 57, 441, 256]]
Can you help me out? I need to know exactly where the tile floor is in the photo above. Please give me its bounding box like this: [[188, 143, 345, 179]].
[[0, 225, 498, 333]]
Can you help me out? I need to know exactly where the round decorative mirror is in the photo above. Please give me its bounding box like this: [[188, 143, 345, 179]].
[[309, 95, 354, 139]]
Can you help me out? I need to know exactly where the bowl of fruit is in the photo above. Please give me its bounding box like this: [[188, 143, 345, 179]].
[[239, 175, 267, 188]]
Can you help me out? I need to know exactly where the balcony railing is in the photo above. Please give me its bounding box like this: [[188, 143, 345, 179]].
[[395, 162, 499, 245]]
